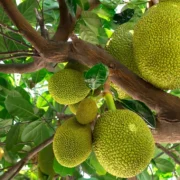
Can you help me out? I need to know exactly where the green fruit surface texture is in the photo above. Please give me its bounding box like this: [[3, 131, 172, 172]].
[[38, 144, 55, 176], [133, 0, 180, 89], [53, 117, 92, 167], [48, 69, 90, 105], [93, 109, 155, 178], [76, 98, 98, 124]]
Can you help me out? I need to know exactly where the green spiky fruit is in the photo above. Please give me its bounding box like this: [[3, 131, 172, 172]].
[[53, 117, 92, 167], [69, 102, 80, 114], [48, 69, 90, 105], [93, 109, 155, 178], [106, 22, 138, 98], [76, 98, 98, 124], [38, 144, 55, 177], [133, 0, 180, 89]]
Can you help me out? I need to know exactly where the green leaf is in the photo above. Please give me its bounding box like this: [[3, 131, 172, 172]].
[[76, 0, 89, 10], [0, 119, 12, 136], [79, 25, 99, 44], [82, 11, 101, 35], [137, 168, 151, 180], [53, 158, 75, 176], [99, 0, 123, 9], [65, 0, 77, 17], [31, 69, 48, 84], [84, 63, 109, 90], [89, 152, 106, 175], [5, 95, 36, 119], [15, 86, 31, 102], [21, 121, 50, 145], [18, 0, 38, 23], [5, 123, 25, 152], [120, 99, 156, 128], [154, 158, 175, 173], [36, 91, 52, 108]]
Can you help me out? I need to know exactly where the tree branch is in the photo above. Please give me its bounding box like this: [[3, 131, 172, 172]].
[[156, 143, 180, 165], [0, 54, 39, 61], [0, 0, 49, 53], [52, 0, 75, 42], [0, 136, 54, 180], [0, 58, 45, 73], [0, 22, 20, 34]]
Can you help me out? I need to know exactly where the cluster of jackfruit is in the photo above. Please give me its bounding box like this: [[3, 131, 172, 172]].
[[93, 109, 155, 178], [107, 0, 180, 91]]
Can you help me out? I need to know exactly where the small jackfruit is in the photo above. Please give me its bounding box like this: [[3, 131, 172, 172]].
[[69, 102, 80, 114], [93, 109, 155, 178], [53, 117, 92, 167], [133, 0, 180, 89], [76, 98, 98, 124], [38, 144, 55, 177], [0, 147, 4, 160], [48, 69, 90, 105]]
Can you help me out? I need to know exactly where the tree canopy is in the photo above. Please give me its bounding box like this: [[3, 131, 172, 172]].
[[0, 0, 180, 179]]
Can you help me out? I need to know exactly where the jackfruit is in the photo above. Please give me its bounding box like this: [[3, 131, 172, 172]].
[[53, 117, 92, 167], [69, 102, 79, 114], [76, 98, 98, 124], [133, 0, 180, 89], [106, 22, 138, 99], [38, 144, 55, 177], [0, 147, 4, 160], [48, 69, 90, 105], [93, 109, 155, 178]]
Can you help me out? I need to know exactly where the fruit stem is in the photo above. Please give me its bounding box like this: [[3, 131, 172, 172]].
[[104, 92, 116, 111]]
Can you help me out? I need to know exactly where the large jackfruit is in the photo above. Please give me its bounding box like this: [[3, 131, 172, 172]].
[[133, 0, 180, 89], [48, 69, 90, 105], [53, 117, 92, 167], [76, 98, 98, 124], [38, 144, 55, 177], [106, 22, 138, 99], [93, 109, 155, 178]]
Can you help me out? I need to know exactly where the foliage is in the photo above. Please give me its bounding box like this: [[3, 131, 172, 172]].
[[0, 0, 180, 179]]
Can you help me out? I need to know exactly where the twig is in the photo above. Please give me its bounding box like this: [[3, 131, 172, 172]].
[[0, 0, 49, 53], [154, 144, 180, 159], [0, 31, 32, 49], [156, 143, 180, 165], [0, 50, 35, 55], [0, 136, 54, 180], [0, 22, 20, 34], [0, 53, 39, 61], [0, 58, 46, 73]]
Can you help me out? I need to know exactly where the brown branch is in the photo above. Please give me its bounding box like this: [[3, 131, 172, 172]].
[[0, 58, 45, 73], [156, 143, 180, 165], [0, 0, 49, 53], [0, 136, 54, 180], [52, 0, 75, 42]]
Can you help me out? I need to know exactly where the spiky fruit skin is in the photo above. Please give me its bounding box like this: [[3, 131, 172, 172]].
[[38, 144, 55, 177], [106, 22, 138, 98], [76, 98, 98, 124], [93, 110, 155, 178], [69, 102, 80, 114], [53, 117, 92, 167], [106, 22, 138, 74], [133, 0, 180, 89], [0, 147, 4, 160], [48, 69, 90, 105]]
